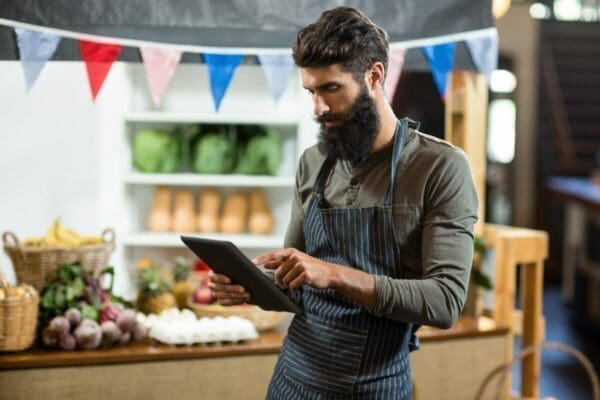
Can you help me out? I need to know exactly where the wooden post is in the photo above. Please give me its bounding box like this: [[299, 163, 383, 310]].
[[445, 71, 488, 236]]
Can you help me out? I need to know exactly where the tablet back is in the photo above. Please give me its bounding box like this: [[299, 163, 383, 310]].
[[181, 236, 301, 314]]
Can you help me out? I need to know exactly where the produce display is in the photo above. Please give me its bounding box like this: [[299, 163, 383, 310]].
[[235, 126, 282, 175], [170, 257, 195, 309], [196, 188, 221, 233], [131, 124, 282, 176], [138, 308, 257, 345], [39, 263, 147, 350], [135, 257, 177, 314], [192, 129, 236, 174], [132, 129, 181, 173], [146, 187, 274, 235], [147, 186, 172, 232], [172, 189, 196, 232], [219, 191, 248, 234], [23, 219, 103, 248], [248, 188, 275, 235]]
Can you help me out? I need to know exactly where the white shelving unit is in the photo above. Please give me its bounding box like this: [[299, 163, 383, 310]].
[[123, 173, 295, 187], [102, 64, 318, 296]]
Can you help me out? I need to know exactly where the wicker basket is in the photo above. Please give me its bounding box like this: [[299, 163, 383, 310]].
[[187, 298, 286, 332], [0, 274, 39, 352], [2, 228, 116, 292]]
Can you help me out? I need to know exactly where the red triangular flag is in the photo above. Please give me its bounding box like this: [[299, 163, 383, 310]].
[[78, 40, 122, 100]]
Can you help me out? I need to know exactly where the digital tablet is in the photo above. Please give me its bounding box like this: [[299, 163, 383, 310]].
[[181, 236, 301, 314]]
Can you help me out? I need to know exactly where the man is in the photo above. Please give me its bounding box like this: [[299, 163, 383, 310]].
[[208, 6, 478, 399]]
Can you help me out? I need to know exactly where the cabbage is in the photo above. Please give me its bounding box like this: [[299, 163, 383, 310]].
[[192, 131, 236, 174], [235, 127, 282, 175], [132, 129, 180, 173]]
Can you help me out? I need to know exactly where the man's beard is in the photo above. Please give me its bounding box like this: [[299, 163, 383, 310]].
[[316, 85, 380, 165]]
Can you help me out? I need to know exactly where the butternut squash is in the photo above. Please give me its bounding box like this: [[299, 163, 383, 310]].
[[248, 188, 274, 235], [197, 188, 221, 232], [172, 189, 197, 232], [147, 186, 172, 232], [219, 191, 248, 233]]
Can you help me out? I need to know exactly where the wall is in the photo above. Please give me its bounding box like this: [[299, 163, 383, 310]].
[[0, 61, 113, 283], [495, 4, 541, 228]]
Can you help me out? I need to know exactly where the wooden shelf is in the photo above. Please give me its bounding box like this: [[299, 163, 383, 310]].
[[123, 172, 295, 187], [123, 232, 285, 249]]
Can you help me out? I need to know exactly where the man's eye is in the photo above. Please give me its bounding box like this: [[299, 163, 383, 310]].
[[324, 85, 339, 92]]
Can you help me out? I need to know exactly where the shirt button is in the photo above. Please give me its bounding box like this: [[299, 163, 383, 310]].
[[350, 177, 358, 185]]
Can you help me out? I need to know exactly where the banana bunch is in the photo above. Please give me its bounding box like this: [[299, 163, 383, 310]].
[[23, 219, 103, 248]]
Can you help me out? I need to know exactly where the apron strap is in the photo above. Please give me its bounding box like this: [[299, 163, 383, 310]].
[[382, 118, 420, 205], [313, 157, 336, 195]]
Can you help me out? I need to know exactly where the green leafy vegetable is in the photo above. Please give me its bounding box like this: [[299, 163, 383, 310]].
[[192, 128, 236, 173], [235, 127, 282, 175], [132, 129, 181, 173]]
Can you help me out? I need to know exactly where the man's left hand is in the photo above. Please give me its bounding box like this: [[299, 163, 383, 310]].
[[253, 248, 340, 291]]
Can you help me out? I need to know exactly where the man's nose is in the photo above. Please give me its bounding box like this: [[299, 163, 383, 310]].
[[313, 94, 329, 116]]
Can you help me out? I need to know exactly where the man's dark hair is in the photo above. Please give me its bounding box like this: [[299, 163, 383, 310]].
[[292, 7, 389, 81]]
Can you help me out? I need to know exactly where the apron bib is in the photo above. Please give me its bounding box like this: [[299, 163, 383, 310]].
[[268, 119, 419, 399]]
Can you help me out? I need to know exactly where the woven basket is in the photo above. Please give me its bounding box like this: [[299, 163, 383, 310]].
[[2, 228, 116, 292], [0, 273, 39, 352], [187, 298, 286, 332]]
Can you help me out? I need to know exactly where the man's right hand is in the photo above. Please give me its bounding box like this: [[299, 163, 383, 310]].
[[207, 271, 251, 306]]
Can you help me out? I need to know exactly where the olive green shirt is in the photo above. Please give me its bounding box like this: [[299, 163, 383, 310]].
[[284, 127, 478, 329]]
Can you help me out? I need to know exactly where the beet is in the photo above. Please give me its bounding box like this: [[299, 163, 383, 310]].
[[64, 308, 81, 328], [49, 316, 70, 336], [74, 319, 102, 350], [100, 320, 122, 344], [58, 333, 76, 351], [116, 309, 136, 333]]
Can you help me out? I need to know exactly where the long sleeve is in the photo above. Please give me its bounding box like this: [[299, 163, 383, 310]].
[[371, 147, 478, 329]]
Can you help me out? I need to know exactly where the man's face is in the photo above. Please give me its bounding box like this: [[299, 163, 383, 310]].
[[300, 65, 380, 165]]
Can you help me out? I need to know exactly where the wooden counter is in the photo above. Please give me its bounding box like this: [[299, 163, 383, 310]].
[[0, 317, 509, 400]]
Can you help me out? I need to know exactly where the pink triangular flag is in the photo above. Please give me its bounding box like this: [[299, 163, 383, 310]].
[[78, 40, 122, 100], [384, 47, 406, 101], [140, 47, 182, 107]]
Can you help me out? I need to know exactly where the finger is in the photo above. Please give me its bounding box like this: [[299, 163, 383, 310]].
[[218, 297, 249, 306], [253, 249, 291, 265], [213, 290, 250, 301], [274, 258, 298, 288], [288, 272, 307, 291], [208, 281, 246, 294], [263, 260, 283, 270], [282, 264, 303, 287], [209, 273, 231, 284]]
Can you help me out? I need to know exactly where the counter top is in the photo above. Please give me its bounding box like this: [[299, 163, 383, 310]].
[[0, 316, 507, 371]]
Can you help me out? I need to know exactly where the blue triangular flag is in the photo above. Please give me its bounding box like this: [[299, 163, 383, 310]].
[[258, 54, 295, 103], [465, 32, 499, 84], [14, 28, 61, 91], [204, 53, 244, 111], [422, 43, 456, 100]]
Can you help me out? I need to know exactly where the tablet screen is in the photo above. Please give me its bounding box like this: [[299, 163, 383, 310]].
[[181, 236, 301, 314]]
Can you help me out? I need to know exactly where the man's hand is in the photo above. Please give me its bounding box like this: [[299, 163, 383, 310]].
[[253, 248, 340, 291], [207, 271, 251, 306], [254, 248, 377, 310]]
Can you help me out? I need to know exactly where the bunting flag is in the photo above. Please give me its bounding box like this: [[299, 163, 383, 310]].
[[465, 32, 498, 84], [140, 47, 182, 107], [422, 42, 456, 100], [204, 53, 244, 111], [257, 54, 295, 104], [384, 47, 406, 101], [14, 28, 61, 91], [78, 40, 122, 100]]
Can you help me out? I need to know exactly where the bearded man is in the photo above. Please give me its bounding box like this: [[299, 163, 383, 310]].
[[209, 6, 478, 399]]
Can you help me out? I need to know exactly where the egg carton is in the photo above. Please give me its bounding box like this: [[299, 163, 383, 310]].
[[137, 308, 258, 345]]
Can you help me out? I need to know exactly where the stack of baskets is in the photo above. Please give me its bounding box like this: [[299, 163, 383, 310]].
[[0, 274, 39, 351], [2, 228, 116, 292]]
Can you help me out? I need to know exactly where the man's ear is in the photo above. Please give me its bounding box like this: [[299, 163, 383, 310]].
[[366, 62, 385, 91]]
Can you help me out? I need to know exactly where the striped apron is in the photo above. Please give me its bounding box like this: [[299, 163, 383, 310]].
[[267, 119, 418, 399]]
